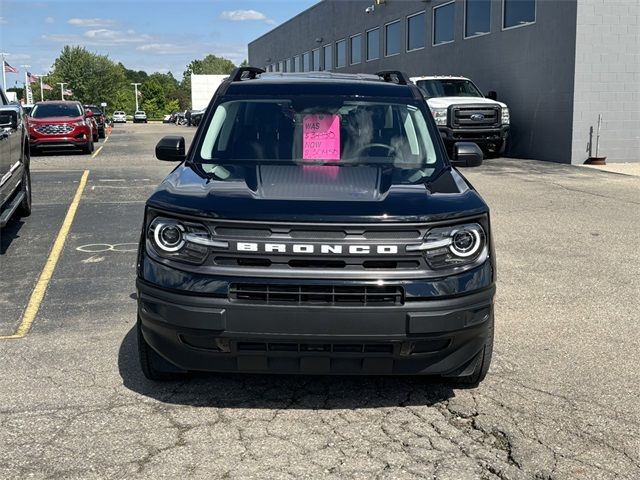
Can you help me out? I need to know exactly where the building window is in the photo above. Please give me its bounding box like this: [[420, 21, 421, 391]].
[[503, 0, 535, 29], [302, 52, 310, 72], [407, 11, 426, 51], [323, 44, 333, 70], [366, 28, 380, 61], [350, 34, 362, 65], [286, 58, 292, 73], [312, 48, 320, 71], [385, 20, 401, 56], [336, 39, 347, 68], [433, 1, 455, 46], [465, 0, 491, 38], [293, 56, 299, 72]]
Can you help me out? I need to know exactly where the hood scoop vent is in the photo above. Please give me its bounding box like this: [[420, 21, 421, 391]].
[[256, 165, 383, 202]]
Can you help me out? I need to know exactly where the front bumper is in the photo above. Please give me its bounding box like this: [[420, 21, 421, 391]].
[[438, 125, 509, 146], [29, 127, 91, 148], [137, 278, 495, 376]]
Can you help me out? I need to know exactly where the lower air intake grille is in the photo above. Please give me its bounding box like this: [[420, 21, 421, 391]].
[[229, 284, 404, 306]]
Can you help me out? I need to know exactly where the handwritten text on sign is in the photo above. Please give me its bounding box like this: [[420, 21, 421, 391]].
[[303, 114, 340, 160]]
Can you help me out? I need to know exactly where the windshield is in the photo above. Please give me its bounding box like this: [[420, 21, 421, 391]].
[[135, 111, 145, 115], [416, 79, 483, 98], [31, 103, 82, 118], [197, 97, 439, 170], [86, 107, 103, 115]]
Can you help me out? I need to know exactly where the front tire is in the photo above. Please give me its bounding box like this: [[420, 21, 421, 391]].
[[137, 318, 184, 381], [82, 140, 94, 154], [452, 313, 494, 387], [17, 167, 32, 218]]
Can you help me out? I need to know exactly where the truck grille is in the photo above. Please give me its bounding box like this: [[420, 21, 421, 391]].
[[201, 219, 429, 275], [229, 283, 404, 306], [35, 124, 74, 135], [451, 105, 500, 128]]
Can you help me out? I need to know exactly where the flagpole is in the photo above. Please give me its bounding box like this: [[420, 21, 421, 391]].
[[40, 77, 44, 101], [0, 52, 7, 92]]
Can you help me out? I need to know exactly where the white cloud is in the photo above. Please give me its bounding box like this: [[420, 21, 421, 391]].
[[45, 16, 55, 24], [43, 29, 152, 46], [67, 17, 115, 27], [5, 53, 32, 61], [220, 9, 275, 25], [136, 43, 191, 55], [0, 17, 8, 25]]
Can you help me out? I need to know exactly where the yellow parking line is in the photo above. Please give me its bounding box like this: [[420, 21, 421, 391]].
[[103, 135, 110, 144], [91, 145, 104, 158], [0, 170, 90, 340]]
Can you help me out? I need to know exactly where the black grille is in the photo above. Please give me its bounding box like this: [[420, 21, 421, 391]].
[[35, 124, 74, 135], [229, 283, 404, 306], [237, 342, 395, 355], [451, 106, 500, 128]]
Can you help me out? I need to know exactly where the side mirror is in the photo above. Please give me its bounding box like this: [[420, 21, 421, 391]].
[[486, 91, 497, 101], [451, 142, 483, 168], [0, 109, 18, 129], [85, 110, 94, 118], [156, 135, 186, 161]]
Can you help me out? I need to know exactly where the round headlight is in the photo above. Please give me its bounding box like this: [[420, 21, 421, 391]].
[[450, 227, 481, 258], [154, 223, 184, 252]]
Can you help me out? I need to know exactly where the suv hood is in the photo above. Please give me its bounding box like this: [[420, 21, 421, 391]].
[[29, 116, 83, 123], [147, 163, 488, 223], [427, 97, 507, 109]]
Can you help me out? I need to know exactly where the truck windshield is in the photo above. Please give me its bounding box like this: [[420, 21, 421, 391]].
[[31, 103, 82, 118], [197, 98, 439, 169], [416, 79, 483, 99]]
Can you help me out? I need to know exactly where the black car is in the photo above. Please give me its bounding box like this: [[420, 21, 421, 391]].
[[0, 89, 31, 228], [83, 105, 106, 138], [137, 68, 495, 385]]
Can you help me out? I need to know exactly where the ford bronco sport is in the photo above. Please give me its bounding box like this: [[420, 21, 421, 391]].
[[137, 68, 496, 385]]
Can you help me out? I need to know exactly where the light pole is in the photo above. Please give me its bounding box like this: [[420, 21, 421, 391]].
[[57, 82, 67, 100], [20, 64, 31, 104], [131, 83, 141, 112]]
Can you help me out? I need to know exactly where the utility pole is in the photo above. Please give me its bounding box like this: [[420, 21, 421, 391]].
[[20, 64, 31, 104], [0, 52, 9, 92], [57, 82, 67, 100], [131, 83, 141, 112]]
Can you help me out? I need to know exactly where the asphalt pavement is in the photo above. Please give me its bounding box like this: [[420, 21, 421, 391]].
[[0, 122, 638, 479]]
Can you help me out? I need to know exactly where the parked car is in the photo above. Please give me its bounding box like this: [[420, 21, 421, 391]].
[[162, 113, 173, 123], [190, 109, 205, 126], [137, 67, 495, 386], [411, 75, 510, 157], [0, 88, 31, 228], [133, 111, 148, 123], [28, 101, 95, 154], [83, 105, 106, 138], [113, 111, 127, 123], [22, 104, 34, 116]]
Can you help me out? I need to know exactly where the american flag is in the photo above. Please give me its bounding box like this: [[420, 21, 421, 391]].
[[27, 72, 39, 83], [42, 83, 53, 91], [3, 61, 18, 73], [64, 89, 73, 96]]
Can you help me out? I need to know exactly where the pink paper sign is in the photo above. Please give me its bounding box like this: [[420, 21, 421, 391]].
[[302, 114, 340, 160]]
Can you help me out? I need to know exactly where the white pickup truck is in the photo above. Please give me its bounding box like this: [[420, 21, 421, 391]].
[[411, 76, 510, 157]]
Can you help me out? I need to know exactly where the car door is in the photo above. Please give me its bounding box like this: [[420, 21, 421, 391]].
[[0, 89, 12, 207]]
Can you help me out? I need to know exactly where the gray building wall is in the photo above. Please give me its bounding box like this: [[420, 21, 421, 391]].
[[249, 0, 579, 163], [571, 0, 640, 164]]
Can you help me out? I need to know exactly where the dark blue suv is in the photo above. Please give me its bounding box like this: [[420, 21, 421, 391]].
[[136, 68, 495, 385]]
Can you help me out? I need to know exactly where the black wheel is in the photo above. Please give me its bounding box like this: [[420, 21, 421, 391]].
[[93, 132, 99, 142], [99, 128, 106, 139], [137, 318, 184, 381], [452, 313, 494, 387], [82, 140, 93, 154], [17, 167, 32, 218]]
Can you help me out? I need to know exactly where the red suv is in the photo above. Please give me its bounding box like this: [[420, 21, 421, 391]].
[[28, 101, 95, 154]]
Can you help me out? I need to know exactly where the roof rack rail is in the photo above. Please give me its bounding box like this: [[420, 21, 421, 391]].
[[376, 70, 411, 85], [230, 67, 265, 82]]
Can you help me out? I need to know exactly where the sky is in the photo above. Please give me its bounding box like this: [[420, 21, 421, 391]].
[[0, 0, 317, 87]]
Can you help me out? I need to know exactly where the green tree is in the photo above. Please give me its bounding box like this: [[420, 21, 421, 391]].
[[140, 78, 165, 118], [48, 46, 126, 107]]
